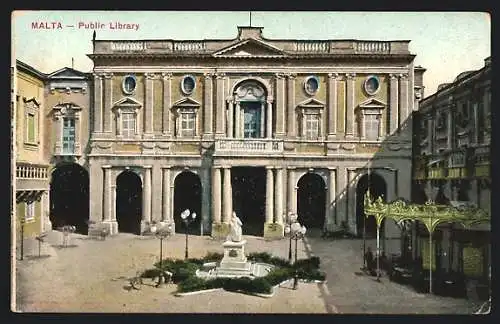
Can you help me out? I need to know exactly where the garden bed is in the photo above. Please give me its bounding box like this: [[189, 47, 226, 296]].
[[140, 252, 326, 296]]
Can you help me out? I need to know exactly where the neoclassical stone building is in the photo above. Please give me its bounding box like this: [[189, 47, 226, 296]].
[[88, 26, 425, 241]]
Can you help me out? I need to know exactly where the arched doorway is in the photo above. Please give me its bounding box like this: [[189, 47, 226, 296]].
[[50, 163, 89, 234], [174, 171, 202, 235], [232, 167, 266, 236], [297, 173, 326, 229], [356, 172, 387, 237], [116, 170, 142, 234], [233, 81, 269, 138]]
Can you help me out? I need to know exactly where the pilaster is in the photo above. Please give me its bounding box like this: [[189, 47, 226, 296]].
[[265, 167, 274, 225], [286, 73, 296, 138], [215, 73, 226, 137], [398, 73, 409, 132], [222, 166, 232, 223], [327, 73, 338, 140], [202, 73, 214, 138], [162, 72, 173, 136], [345, 73, 356, 138], [103, 73, 113, 133], [93, 73, 103, 133], [142, 166, 152, 227]]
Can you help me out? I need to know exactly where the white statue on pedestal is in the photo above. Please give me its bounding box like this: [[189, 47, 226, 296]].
[[227, 212, 243, 242]]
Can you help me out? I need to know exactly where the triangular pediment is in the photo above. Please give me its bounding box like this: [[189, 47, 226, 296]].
[[23, 97, 41, 107], [213, 38, 286, 58], [297, 98, 326, 108], [113, 97, 143, 108], [359, 98, 386, 108], [53, 102, 82, 110], [172, 97, 201, 107], [47, 67, 87, 79]]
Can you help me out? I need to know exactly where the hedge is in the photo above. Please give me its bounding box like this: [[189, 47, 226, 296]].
[[142, 253, 326, 294]]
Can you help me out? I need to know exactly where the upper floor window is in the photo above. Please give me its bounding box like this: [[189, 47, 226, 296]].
[[181, 75, 196, 95], [304, 76, 320, 96], [23, 98, 40, 147], [304, 114, 320, 140], [364, 114, 380, 140], [180, 112, 196, 137], [62, 117, 76, 154], [122, 75, 137, 95], [121, 111, 136, 138], [172, 97, 200, 138], [25, 201, 35, 222]]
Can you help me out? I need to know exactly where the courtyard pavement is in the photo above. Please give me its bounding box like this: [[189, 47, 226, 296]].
[[13, 229, 481, 314]]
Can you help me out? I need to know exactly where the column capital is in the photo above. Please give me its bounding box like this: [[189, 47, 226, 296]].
[[144, 72, 156, 79], [161, 166, 172, 170], [287, 166, 296, 170], [399, 73, 409, 80], [327, 167, 337, 171], [215, 72, 226, 79], [345, 73, 356, 80], [266, 98, 274, 104], [93, 73, 103, 80], [103, 72, 113, 79], [203, 72, 215, 79], [161, 72, 173, 80], [266, 166, 274, 170], [222, 165, 231, 169], [389, 73, 399, 80], [143, 165, 153, 169], [285, 72, 297, 79], [102, 165, 112, 169], [274, 72, 286, 79], [328, 72, 339, 79]]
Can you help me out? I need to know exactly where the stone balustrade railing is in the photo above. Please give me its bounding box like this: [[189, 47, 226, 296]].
[[16, 164, 49, 179], [215, 139, 284, 153], [354, 41, 391, 54], [173, 41, 207, 52], [448, 151, 466, 167]]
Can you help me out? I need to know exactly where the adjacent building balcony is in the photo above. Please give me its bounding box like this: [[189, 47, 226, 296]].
[[214, 139, 284, 156], [16, 163, 49, 191]]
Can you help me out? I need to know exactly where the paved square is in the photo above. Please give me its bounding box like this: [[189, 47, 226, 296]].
[[14, 231, 479, 313]]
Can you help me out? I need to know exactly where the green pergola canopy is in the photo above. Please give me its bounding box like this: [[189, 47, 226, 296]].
[[363, 191, 490, 234]]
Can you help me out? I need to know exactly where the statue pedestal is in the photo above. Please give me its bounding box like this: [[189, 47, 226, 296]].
[[216, 240, 252, 277]]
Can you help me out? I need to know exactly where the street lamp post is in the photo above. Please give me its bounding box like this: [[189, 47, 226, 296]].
[[284, 212, 298, 264], [289, 219, 307, 290], [155, 223, 173, 288], [180, 209, 197, 260]]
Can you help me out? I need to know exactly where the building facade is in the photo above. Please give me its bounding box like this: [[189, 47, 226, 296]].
[[14, 60, 51, 238], [87, 26, 425, 243], [412, 57, 491, 285]]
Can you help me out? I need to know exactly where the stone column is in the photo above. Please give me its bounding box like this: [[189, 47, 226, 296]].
[[93, 73, 103, 133], [151, 165, 162, 222], [328, 168, 337, 228], [102, 165, 112, 222], [266, 167, 274, 224], [275, 167, 284, 224], [215, 73, 226, 137], [235, 101, 241, 138], [389, 74, 399, 135], [336, 167, 348, 228], [345, 73, 356, 138], [103, 73, 113, 133], [227, 98, 234, 137], [327, 73, 338, 139], [89, 161, 104, 224], [142, 166, 152, 224], [347, 169, 358, 234], [162, 167, 171, 222], [202, 73, 213, 138], [222, 167, 232, 223], [266, 100, 273, 138], [162, 73, 172, 136], [286, 74, 296, 137], [42, 191, 52, 232], [144, 73, 154, 135], [275, 74, 287, 137], [74, 112, 82, 154], [287, 167, 296, 214], [399, 74, 409, 131], [212, 167, 222, 223], [111, 183, 117, 222]]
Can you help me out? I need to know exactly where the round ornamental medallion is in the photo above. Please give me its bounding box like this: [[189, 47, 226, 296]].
[[181, 75, 196, 95], [304, 76, 319, 96], [228, 249, 238, 257], [122, 75, 137, 94], [364, 75, 380, 96]]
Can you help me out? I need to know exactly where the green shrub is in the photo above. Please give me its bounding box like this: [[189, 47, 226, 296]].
[[203, 252, 224, 262], [141, 268, 161, 278], [293, 256, 320, 270], [247, 252, 273, 263], [269, 257, 292, 268], [247, 277, 272, 294], [265, 267, 293, 286], [177, 276, 208, 292]]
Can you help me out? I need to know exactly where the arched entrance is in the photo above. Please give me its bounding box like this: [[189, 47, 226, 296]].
[[174, 171, 202, 235], [356, 172, 387, 237], [233, 80, 269, 138], [116, 170, 142, 234], [50, 163, 89, 234], [297, 173, 326, 229], [232, 167, 266, 236]]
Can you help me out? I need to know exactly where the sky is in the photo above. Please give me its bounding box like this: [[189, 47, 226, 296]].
[[12, 11, 490, 96]]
